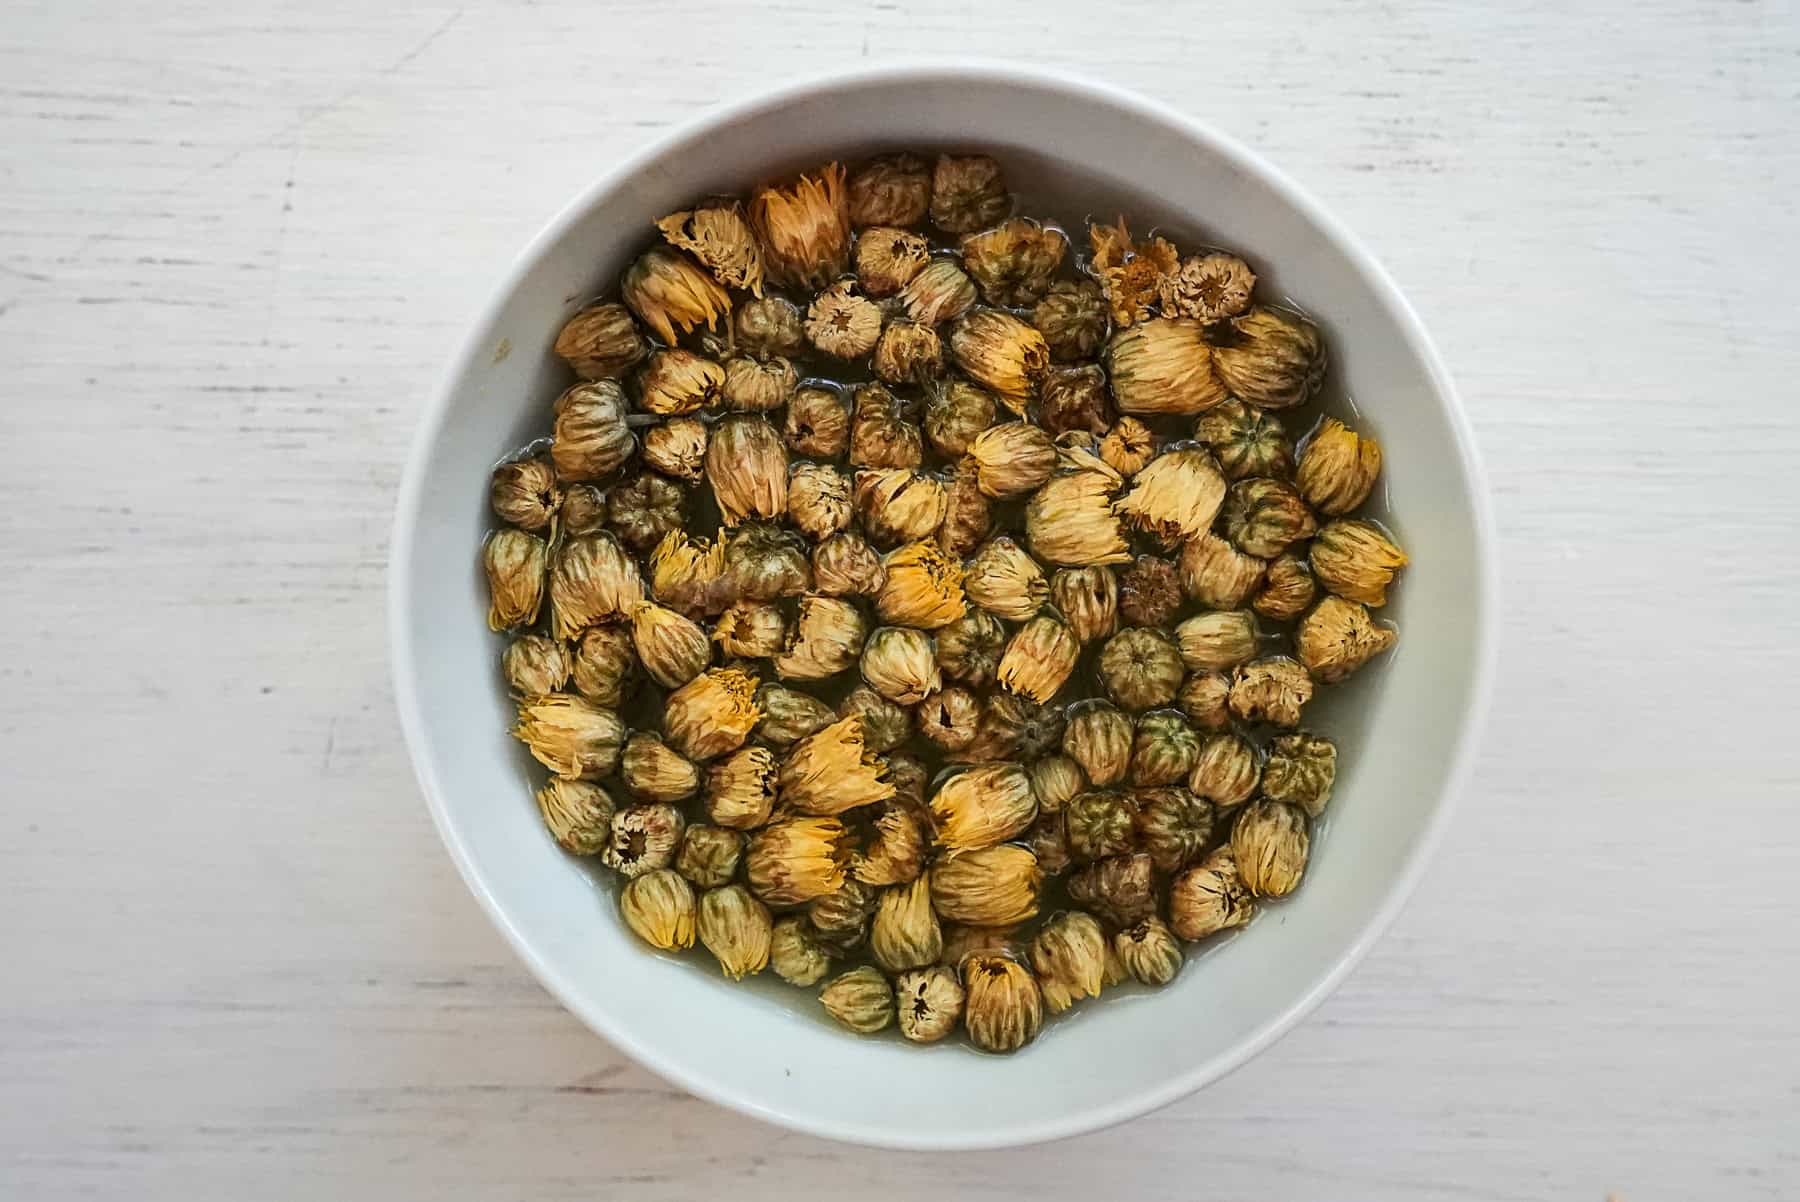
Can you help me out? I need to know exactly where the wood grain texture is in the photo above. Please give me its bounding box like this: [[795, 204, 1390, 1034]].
[[3, 0, 1797, 1197]]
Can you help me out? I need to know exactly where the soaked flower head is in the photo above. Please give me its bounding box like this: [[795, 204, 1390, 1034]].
[[664, 667, 761, 761], [1262, 732, 1337, 818], [1038, 364, 1115, 439], [848, 382, 923, 470], [1088, 216, 1179, 326], [960, 217, 1067, 307], [895, 965, 964, 1044], [855, 468, 946, 548], [876, 541, 966, 629], [620, 869, 696, 951], [1159, 252, 1256, 322], [724, 521, 811, 601], [705, 745, 778, 831], [550, 380, 636, 482], [620, 731, 701, 803], [647, 529, 729, 620], [1168, 846, 1254, 941], [1114, 447, 1228, 545], [930, 763, 1039, 852], [871, 320, 946, 387], [1227, 656, 1314, 728], [1194, 399, 1293, 482], [997, 614, 1080, 704], [549, 533, 644, 640], [1310, 519, 1408, 607], [1025, 469, 1131, 568], [1104, 317, 1227, 416], [949, 309, 1049, 414], [931, 844, 1043, 927], [1115, 916, 1183, 987], [721, 354, 797, 413], [553, 301, 648, 382], [606, 472, 685, 554], [934, 607, 1006, 688], [810, 532, 885, 598], [915, 685, 979, 753], [870, 877, 943, 973], [860, 626, 941, 705], [805, 278, 884, 359], [937, 462, 992, 561], [961, 954, 1043, 1054], [854, 225, 931, 296], [749, 162, 850, 290], [773, 594, 867, 680], [787, 462, 854, 542], [967, 422, 1057, 501], [783, 385, 849, 459], [962, 690, 1066, 764], [1211, 305, 1327, 410], [778, 715, 896, 815], [930, 154, 1009, 234], [1096, 626, 1186, 711], [1178, 531, 1268, 610], [656, 197, 764, 295], [924, 377, 998, 458], [641, 416, 708, 484], [1253, 551, 1316, 622], [639, 348, 725, 417], [1174, 609, 1259, 673], [490, 457, 560, 533], [1296, 595, 1397, 683], [964, 536, 1050, 621], [819, 965, 894, 1034], [1031, 911, 1109, 1013], [1032, 279, 1109, 364], [1222, 477, 1318, 558], [503, 633, 570, 698], [602, 802, 685, 879], [848, 152, 932, 228], [622, 247, 732, 345], [1051, 565, 1119, 644], [1116, 554, 1182, 628], [745, 815, 853, 905], [484, 528, 548, 632], [1231, 799, 1310, 897], [733, 295, 806, 361], [1130, 712, 1203, 788], [534, 777, 615, 856], [855, 801, 929, 886], [1298, 417, 1383, 515], [898, 257, 979, 326]]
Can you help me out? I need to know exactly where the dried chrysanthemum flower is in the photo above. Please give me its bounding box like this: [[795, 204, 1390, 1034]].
[[929, 763, 1039, 852], [721, 355, 796, 413], [1094, 418, 1156, 480], [962, 538, 1047, 621], [1062, 789, 1136, 863], [922, 379, 996, 460], [1050, 566, 1119, 645], [695, 884, 772, 980], [621, 247, 732, 345], [1263, 733, 1337, 818], [786, 462, 852, 542], [746, 814, 852, 905], [829, 686, 908, 757], [664, 668, 761, 760], [1228, 656, 1314, 728], [1223, 477, 1318, 558], [724, 522, 811, 601], [620, 732, 701, 803], [1028, 754, 1086, 814], [1088, 216, 1179, 325], [937, 463, 992, 560], [962, 691, 1066, 764], [503, 634, 570, 698], [1297, 417, 1382, 514], [769, 915, 833, 987], [549, 533, 643, 639], [558, 484, 608, 537], [855, 801, 929, 887], [778, 715, 895, 815], [949, 309, 1049, 414], [711, 600, 785, 660], [930, 844, 1043, 928], [934, 607, 1005, 688], [705, 414, 788, 525], [534, 778, 615, 855], [1130, 713, 1202, 788], [753, 683, 835, 747], [1097, 627, 1186, 711], [871, 320, 945, 386], [627, 600, 709, 689], [1036, 364, 1114, 439], [647, 529, 729, 619], [1231, 800, 1309, 897], [568, 624, 636, 707], [805, 278, 883, 359], [1179, 531, 1269, 609], [1188, 732, 1261, 806], [554, 301, 648, 381], [848, 383, 924, 470], [930, 154, 1008, 234], [1025, 470, 1131, 567], [1115, 916, 1183, 986], [639, 348, 725, 417], [961, 955, 1042, 1053], [640, 417, 707, 484], [551, 380, 636, 482], [749, 162, 850, 289], [484, 528, 547, 631], [853, 469, 944, 548], [1168, 846, 1253, 941], [1177, 669, 1232, 732], [1133, 785, 1213, 872], [620, 869, 696, 950], [960, 217, 1066, 306], [898, 257, 979, 326], [894, 965, 964, 1043], [884, 751, 929, 811], [819, 965, 894, 1034], [1114, 447, 1228, 545], [605, 472, 685, 553], [876, 540, 966, 629], [1067, 852, 1156, 928], [909, 686, 975, 754], [1174, 609, 1259, 673], [806, 536, 879, 601], [782, 385, 849, 459], [1311, 519, 1407, 606], [1160, 252, 1256, 322], [854, 225, 931, 296], [870, 877, 943, 972], [1030, 911, 1109, 1013], [676, 824, 745, 889], [808, 879, 877, 954], [657, 198, 763, 295], [966, 423, 1057, 501], [705, 745, 778, 830], [940, 924, 1024, 967], [1253, 551, 1317, 622], [1059, 699, 1130, 789], [860, 626, 941, 705], [1194, 399, 1293, 482], [774, 594, 867, 680], [1211, 305, 1327, 409], [1032, 279, 1109, 364], [1105, 317, 1228, 416], [490, 458, 560, 533], [733, 295, 806, 360], [1296, 595, 1397, 682], [603, 802, 685, 879], [1112, 555, 1178, 629], [1010, 811, 1066, 877], [997, 615, 1080, 704], [848, 152, 932, 227]]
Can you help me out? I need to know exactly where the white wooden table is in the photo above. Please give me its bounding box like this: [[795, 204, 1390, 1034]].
[[5, 3, 1797, 1197]]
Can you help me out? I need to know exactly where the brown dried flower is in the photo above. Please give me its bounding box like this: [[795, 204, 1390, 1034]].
[[569, 624, 636, 706], [897, 257, 979, 325], [1174, 609, 1259, 672], [860, 626, 942, 705], [553, 301, 648, 381], [1188, 732, 1261, 806], [871, 320, 945, 386], [1050, 566, 1119, 644], [657, 198, 764, 295], [819, 965, 894, 1034], [1116, 916, 1183, 986], [1097, 417, 1158, 478], [1113, 555, 1180, 628], [923, 378, 997, 458], [733, 295, 806, 360], [855, 802, 929, 886], [870, 877, 943, 973], [490, 458, 561, 533], [1263, 732, 1337, 818], [621, 247, 731, 345], [1104, 316, 1228, 416], [1296, 595, 1397, 682], [647, 529, 729, 619], [1223, 477, 1318, 558], [1168, 846, 1254, 941], [876, 541, 966, 629], [1130, 713, 1202, 788], [783, 385, 849, 459], [721, 354, 796, 413], [854, 225, 931, 296], [895, 965, 964, 1043], [620, 869, 696, 950], [705, 745, 779, 831], [1311, 519, 1407, 606], [855, 469, 946, 547], [697, 884, 772, 980], [1132, 785, 1213, 872], [805, 278, 884, 359], [1177, 669, 1232, 731], [960, 217, 1066, 306], [534, 777, 615, 856], [749, 163, 850, 290], [503, 634, 569, 698], [484, 528, 548, 631], [1025, 470, 1131, 567], [935, 607, 1006, 688], [811, 532, 885, 598], [1037, 364, 1115, 438], [1231, 799, 1309, 897], [1114, 447, 1228, 544], [848, 153, 932, 228], [1160, 252, 1256, 321], [605, 471, 684, 553], [706, 415, 789, 525], [937, 463, 991, 560], [664, 667, 761, 760], [1096, 627, 1186, 711], [551, 380, 636, 482], [1061, 699, 1132, 788], [779, 715, 895, 815], [639, 348, 725, 417], [1253, 552, 1317, 622], [641, 417, 707, 484], [930, 154, 1009, 234], [676, 824, 745, 889], [773, 594, 867, 680], [558, 484, 608, 537], [964, 537, 1049, 621], [745, 815, 852, 905], [1178, 531, 1268, 609], [1066, 852, 1156, 928], [1211, 305, 1327, 410], [997, 615, 1080, 704], [1228, 656, 1314, 728], [549, 533, 644, 639], [930, 844, 1043, 927], [949, 309, 1049, 414], [724, 522, 811, 601], [1194, 399, 1293, 482], [915, 686, 979, 753], [1031, 911, 1109, 1012], [848, 382, 924, 469], [713, 600, 786, 659], [602, 802, 685, 879], [617, 733, 700, 808], [787, 462, 853, 541], [1088, 217, 1179, 325], [1032, 279, 1109, 363], [1297, 417, 1382, 514], [966, 422, 1057, 500], [1028, 754, 1087, 813], [961, 955, 1042, 1053]]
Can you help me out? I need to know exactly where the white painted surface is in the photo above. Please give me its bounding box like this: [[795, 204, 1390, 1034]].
[[2, 2, 1795, 1197]]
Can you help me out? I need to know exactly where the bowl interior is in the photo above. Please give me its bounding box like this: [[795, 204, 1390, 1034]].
[[391, 66, 1492, 1149]]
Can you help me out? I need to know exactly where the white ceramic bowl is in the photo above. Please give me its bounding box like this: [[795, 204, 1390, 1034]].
[[390, 63, 1496, 1149]]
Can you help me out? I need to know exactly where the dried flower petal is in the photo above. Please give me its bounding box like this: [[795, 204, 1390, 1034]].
[[484, 528, 548, 631], [1088, 217, 1179, 326], [549, 533, 644, 640], [1178, 531, 1268, 609], [1051, 566, 1119, 644], [783, 385, 849, 459], [706, 414, 789, 525], [1188, 732, 1261, 806], [930, 763, 1038, 852], [860, 626, 941, 705], [1231, 799, 1309, 897], [641, 417, 708, 484], [721, 354, 796, 413], [856, 802, 929, 886], [535, 777, 615, 855], [647, 529, 729, 619], [961, 955, 1042, 1053], [964, 537, 1049, 621], [1297, 417, 1382, 514], [1032, 279, 1109, 363], [706, 745, 779, 830]]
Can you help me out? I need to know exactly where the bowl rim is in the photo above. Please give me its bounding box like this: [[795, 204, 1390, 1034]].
[[388, 59, 1499, 1150]]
